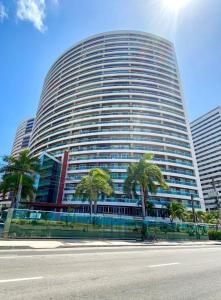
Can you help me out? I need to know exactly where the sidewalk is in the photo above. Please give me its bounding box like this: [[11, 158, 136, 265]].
[[0, 239, 220, 250]]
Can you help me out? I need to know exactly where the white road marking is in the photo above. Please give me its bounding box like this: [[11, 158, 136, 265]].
[[0, 256, 18, 259], [0, 276, 43, 283], [0, 255, 34, 259], [148, 262, 180, 268]]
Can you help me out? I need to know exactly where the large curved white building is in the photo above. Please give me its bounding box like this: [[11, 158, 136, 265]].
[[30, 31, 204, 215]]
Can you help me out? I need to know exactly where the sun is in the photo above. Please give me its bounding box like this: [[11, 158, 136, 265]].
[[163, 0, 191, 13]]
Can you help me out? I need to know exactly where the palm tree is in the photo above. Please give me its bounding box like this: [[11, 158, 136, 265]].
[[146, 201, 155, 217], [202, 211, 218, 224], [124, 153, 168, 219], [184, 210, 219, 225], [0, 173, 36, 202], [184, 211, 195, 223], [0, 150, 40, 208], [195, 211, 205, 223], [167, 202, 186, 223], [75, 168, 113, 215]]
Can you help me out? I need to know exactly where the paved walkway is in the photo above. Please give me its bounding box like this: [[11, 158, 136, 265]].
[[0, 239, 220, 249]]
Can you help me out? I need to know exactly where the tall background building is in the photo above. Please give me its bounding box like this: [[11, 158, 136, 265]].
[[191, 106, 221, 211], [29, 30, 204, 214], [11, 118, 35, 157]]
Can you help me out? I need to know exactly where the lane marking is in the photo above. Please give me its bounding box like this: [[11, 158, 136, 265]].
[[148, 262, 180, 268], [0, 276, 43, 283], [0, 255, 34, 259], [0, 256, 18, 259]]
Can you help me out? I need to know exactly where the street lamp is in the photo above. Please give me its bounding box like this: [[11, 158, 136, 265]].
[[211, 178, 221, 222], [190, 193, 200, 240]]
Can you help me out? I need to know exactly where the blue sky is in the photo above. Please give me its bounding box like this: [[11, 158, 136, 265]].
[[0, 0, 221, 155]]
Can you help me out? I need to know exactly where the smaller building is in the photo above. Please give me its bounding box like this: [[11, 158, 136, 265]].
[[190, 106, 221, 211], [29, 151, 69, 211], [34, 152, 61, 204], [11, 118, 35, 157]]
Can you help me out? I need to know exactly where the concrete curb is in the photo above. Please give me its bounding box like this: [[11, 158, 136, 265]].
[[0, 241, 221, 250]]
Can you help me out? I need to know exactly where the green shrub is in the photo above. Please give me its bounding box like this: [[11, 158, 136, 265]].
[[31, 220, 38, 225], [208, 230, 221, 240], [12, 219, 30, 225], [188, 230, 195, 237]]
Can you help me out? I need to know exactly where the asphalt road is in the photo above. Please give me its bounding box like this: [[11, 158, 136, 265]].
[[0, 245, 221, 300]]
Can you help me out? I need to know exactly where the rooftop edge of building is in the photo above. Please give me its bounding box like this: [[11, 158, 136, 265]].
[[44, 30, 174, 82], [190, 106, 221, 127], [15, 117, 35, 128]]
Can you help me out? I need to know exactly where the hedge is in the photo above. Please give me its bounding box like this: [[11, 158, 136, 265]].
[[208, 230, 221, 240]]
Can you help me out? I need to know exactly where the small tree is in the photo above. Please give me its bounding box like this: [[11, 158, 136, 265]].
[[75, 168, 113, 215], [124, 153, 168, 219], [167, 202, 186, 223]]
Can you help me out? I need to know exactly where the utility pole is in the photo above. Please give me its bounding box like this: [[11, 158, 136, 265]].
[[211, 177, 221, 222]]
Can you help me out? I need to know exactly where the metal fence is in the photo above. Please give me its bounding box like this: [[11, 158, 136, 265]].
[[3, 209, 214, 240]]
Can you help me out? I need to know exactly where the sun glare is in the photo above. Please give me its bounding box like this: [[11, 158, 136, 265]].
[[163, 0, 190, 13]]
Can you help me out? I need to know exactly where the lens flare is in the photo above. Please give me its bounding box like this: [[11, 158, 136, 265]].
[[163, 0, 190, 13]]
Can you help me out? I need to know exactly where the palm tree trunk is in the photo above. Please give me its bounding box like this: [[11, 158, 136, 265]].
[[90, 201, 93, 215], [140, 188, 146, 220], [10, 190, 16, 208], [140, 187, 148, 241], [145, 190, 149, 216], [15, 174, 23, 209], [94, 200, 97, 214]]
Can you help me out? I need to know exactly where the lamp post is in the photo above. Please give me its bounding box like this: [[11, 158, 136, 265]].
[[190, 193, 200, 240], [211, 178, 221, 222]]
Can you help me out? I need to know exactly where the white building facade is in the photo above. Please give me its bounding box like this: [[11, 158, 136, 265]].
[[11, 118, 35, 157], [30, 31, 204, 215], [191, 106, 221, 211]]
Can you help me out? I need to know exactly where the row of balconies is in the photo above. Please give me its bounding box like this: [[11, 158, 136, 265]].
[[32, 126, 188, 145], [35, 145, 191, 159], [46, 97, 184, 119], [38, 81, 182, 122], [43, 68, 179, 104], [67, 157, 193, 167], [32, 112, 187, 141], [34, 109, 185, 136], [36, 85, 183, 128], [40, 65, 180, 109], [31, 115, 187, 142], [46, 38, 175, 83], [31, 138, 191, 156]]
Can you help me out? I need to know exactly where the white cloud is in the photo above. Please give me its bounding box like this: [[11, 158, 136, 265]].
[[0, 2, 8, 22], [16, 0, 47, 32]]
